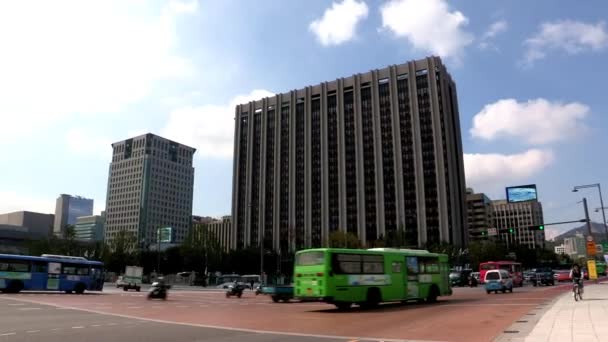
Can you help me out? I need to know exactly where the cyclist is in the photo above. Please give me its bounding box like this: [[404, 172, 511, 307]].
[[570, 264, 584, 294]]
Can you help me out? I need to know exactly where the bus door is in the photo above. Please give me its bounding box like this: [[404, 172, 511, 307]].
[[47, 262, 61, 290], [406, 256, 420, 299]]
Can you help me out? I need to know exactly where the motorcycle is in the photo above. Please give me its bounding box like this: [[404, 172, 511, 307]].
[[468, 276, 478, 288], [226, 283, 244, 298], [147, 281, 171, 300]]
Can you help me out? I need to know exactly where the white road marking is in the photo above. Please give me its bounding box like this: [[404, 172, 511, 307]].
[[108, 323, 118, 326], [0, 333, 16, 336], [91, 325, 102, 327], [7, 303, 25, 306], [51, 328, 62, 331], [26, 330, 40, 333], [18, 307, 42, 310], [72, 326, 84, 329], [127, 306, 143, 309], [175, 305, 190, 308]]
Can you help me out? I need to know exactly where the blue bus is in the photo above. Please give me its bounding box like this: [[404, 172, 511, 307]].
[[0, 253, 104, 294]]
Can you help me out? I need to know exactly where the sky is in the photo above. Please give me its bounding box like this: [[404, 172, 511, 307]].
[[1, 0, 607, 240]]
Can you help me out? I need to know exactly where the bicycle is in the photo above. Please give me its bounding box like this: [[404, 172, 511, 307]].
[[573, 279, 583, 301]]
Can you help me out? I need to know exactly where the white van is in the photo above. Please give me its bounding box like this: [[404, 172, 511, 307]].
[[484, 269, 513, 294]]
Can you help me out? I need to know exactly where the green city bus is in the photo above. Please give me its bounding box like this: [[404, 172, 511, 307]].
[[294, 248, 452, 309]]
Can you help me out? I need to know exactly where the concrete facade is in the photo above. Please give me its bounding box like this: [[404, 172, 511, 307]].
[[104, 133, 196, 248], [466, 189, 494, 241], [231, 56, 468, 251], [0, 211, 54, 238], [54, 194, 94, 236], [492, 200, 545, 249], [207, 216, 232, 252]]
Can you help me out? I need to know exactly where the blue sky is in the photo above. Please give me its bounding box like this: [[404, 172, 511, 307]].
[[1, 0, 607, 240]]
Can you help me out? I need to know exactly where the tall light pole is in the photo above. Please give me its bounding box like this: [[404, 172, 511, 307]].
[[573, 184, 608, 242]]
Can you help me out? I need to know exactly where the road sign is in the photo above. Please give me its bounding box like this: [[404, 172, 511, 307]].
[[587, 241, 597, 255], [487, 228, 498, 237], [587, 260, 598, 280]]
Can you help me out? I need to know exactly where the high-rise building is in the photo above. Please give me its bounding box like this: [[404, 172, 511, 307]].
[[54, 194, 93, 236], [466, 189, 494, 241], [492, 200, 545, 249], [74, 212, 106, 242], [554, 244, 566, 255], [231, 56, 467, 252], [104, 133, 196, 248]]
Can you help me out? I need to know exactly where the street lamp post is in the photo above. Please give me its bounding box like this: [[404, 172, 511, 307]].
[[573, 184, 608, 242]]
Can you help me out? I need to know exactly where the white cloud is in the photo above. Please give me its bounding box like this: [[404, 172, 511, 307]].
[[470, 98, 589, 145], [65, 129, 113, 159], [0, 191, 55, 215], [162, 89, 274, 159], [464, 149, 555, 191], [380, 0, 473, 60], [523, 20, 608, 65], [167, 0, 199, 15], [479, 20, 508, 50], [0, 0, 197, 141], [309, 0, 369, 46]]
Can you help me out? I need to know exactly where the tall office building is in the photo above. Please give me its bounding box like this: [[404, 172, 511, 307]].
[[54, 194, 93, 236], [231, 56, 467, 252], [104, 134, 196, 248], [466, 189, 494, 241], [492, 200, 545, 249]]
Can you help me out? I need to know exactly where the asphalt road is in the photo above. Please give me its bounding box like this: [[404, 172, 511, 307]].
[[0, 283, 574, 342], [0, 298, 352, 342]]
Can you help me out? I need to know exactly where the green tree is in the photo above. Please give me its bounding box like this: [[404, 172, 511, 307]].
[[328, 231, 361, 248]]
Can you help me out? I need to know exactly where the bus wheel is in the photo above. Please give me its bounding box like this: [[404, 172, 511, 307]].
[[334, 302, 352, 310], [6, 280, 24, 294], [426, 285, 439, 303], [362, 288, 381, 309], [74, 283, 86, 295]]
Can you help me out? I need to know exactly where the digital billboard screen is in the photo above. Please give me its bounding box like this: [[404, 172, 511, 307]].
[[506, 184, 538, 203]]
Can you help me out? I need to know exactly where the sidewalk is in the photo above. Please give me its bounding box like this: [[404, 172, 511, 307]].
[[517, 283, 608, 342]]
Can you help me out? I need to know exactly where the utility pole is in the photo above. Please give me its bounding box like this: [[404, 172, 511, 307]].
[[583, 198, 592, 237]]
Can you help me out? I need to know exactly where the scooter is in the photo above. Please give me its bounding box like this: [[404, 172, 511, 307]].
[[147, 281, 171, 300], [226, 283, 244, 298]]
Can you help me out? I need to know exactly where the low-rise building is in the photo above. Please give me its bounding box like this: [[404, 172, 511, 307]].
[[0, 211, 54, 238], [74, 212, 105, 242]]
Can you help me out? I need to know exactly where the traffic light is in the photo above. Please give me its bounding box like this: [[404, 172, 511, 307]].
[[529, 225, 545, 231], [499, 228, 515, 234], [470, 230, 488, 237]]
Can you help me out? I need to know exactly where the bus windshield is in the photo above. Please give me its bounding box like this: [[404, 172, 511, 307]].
[[295, 251, 325, 266]]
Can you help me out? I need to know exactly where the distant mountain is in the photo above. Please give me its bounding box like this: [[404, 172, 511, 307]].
[[552, 222, 607, 244]]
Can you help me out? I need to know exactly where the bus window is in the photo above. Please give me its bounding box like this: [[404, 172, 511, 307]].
[[295, 251, 325, 266], [333, 254, 362, 274], [32, 261, 47, 273], [362, 255, 384, 274], [0, 259, 30, 272], [481, 264, 497, 270], [406, 257, 419, 274], [419, 257, 440, 273]]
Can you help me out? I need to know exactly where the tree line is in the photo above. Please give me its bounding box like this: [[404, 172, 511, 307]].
[[26, 225, 568, 280]]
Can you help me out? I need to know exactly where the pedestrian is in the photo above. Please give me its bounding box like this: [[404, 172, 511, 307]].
[[250, 279, 254, 291]]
